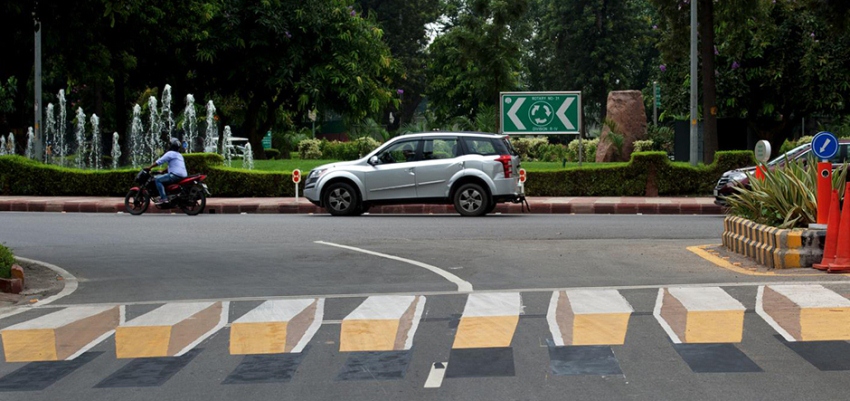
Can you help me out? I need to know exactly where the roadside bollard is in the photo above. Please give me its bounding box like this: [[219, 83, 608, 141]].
[[813, 190, 840, 270], [828, 184, 850, 273]]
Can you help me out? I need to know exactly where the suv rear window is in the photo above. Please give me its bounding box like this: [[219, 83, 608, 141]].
[[462, 137, 515, 156]]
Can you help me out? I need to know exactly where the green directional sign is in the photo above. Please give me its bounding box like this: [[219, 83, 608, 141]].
[[262, 131, 272, 149], [500, 91, 581, 135]]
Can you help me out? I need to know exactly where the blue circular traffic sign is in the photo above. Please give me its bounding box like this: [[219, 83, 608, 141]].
[[812, 131, 838, 160]]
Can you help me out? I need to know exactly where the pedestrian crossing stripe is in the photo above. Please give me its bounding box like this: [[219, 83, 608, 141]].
[[654, 287, 745, 344], [115, 302, 229, 359], [547, 289, 633, 346], [230, 299, 324, 355], [453, 293, 521, 349], [1, 305, 123, 362], [339, 295, 425, 352], [756, 285, 850, 342]]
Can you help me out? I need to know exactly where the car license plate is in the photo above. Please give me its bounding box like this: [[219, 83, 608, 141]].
[[713, 190, 719, 197]]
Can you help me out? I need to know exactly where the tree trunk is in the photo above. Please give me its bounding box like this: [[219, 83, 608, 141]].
[[244, 95, 262, 161], [114, 63, 128, 165], [699, 0, 718, 163]]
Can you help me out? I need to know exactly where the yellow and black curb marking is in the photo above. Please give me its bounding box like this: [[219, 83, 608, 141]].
[[722, 216, 825, 269]]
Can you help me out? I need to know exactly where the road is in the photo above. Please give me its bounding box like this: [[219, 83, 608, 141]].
[[1, 213, 849, 400]]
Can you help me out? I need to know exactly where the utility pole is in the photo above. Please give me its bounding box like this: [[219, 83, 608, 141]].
[[34, 1, 44, 160], [689, 0, 698, 166]]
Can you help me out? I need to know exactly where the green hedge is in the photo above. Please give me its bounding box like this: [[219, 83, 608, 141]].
[[1, 151, 753, 198], [0, 244, 14, 279], [524, 151, 755, 196]]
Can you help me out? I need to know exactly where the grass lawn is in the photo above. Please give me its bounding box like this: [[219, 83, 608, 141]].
[[233, 158, 619, 172]]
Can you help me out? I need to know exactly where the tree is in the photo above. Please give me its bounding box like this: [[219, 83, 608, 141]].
[[426, 0, 530, 127], [197, 0, 400, 158], [529, 0, 657, 127], [357, 0, 441, 130]]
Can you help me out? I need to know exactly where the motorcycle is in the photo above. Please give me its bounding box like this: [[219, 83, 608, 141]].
[[124, 169, 210, 216]]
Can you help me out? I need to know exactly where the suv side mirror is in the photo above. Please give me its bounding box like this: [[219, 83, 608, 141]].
[[368, 155, 379, 166]]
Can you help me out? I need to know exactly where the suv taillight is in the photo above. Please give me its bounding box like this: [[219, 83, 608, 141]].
[[495, 155, 512, 178]]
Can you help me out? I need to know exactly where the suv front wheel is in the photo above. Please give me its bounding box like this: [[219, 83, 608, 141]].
[[324, 182, 360, 216], [454, 183, 490, 216]]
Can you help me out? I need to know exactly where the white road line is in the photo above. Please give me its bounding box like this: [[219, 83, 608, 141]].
[[0, 256, 79, 321], [315, 241, 473, 292], [653, 288, 682, 344], [424, 362, 448, 388], [755, 285, 795, 342]]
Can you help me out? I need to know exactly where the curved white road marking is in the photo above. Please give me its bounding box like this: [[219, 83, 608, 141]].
[[0, 256, 79, 321], [315, 241, 473, 293]]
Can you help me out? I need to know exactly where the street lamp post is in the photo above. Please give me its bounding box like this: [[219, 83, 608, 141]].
[[34, 2, 44, 160], [689, 0, 699, 166]]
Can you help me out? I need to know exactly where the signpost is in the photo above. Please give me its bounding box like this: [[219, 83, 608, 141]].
[[500, 92, 581, 135], [812, 131, 838, 226], [754, 140, 771, 181], [292, 169, 301, 202]]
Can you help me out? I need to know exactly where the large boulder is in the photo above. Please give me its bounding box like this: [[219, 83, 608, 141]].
[[595, 91, 647, 162]]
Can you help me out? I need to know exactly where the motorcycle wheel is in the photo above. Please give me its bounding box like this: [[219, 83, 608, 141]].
[[124, 189, 150, 215], [180, 185, 206, 216]]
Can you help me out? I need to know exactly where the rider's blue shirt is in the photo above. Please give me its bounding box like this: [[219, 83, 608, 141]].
[[155, 151, 187, 178]]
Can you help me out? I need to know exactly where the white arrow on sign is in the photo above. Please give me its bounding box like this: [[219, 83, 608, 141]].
[[556, 97, 575, 130], [508, 97, 526, 130]]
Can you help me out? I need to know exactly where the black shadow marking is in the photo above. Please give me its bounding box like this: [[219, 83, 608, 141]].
[[548, 345, 622, 376], [0, 352, 101, 392], [778, 336, 850, 371], [223, 350, 309, 384], [673, 343, 762, 373], [336, 350, 412, 381], [445, 347, 515, 378], [95, 349, 201, 388]]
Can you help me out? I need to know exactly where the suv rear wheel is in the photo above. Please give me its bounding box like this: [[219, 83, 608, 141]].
[[454, 183, 490, 216], [324, 182, 360, 216]]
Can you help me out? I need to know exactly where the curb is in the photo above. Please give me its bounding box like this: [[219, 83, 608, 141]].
[[722, 216, 825, 269], [0, 198, 725, 215], [0, 257, 79, 321]]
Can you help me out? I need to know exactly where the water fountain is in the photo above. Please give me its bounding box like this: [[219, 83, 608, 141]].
[[0, 134, 6, 156], [130, 104, 144, 168], [90, 114, 102, 170], [7, 133, 15, 155], [45, 103, 56, 162], [148, 96, 160, 162], [160, 84, 174, 140], [57, 90, 67, 166], [25, 128, 35, 159], [222, 125, 232, 167], [112, 132, 121, 169], [204, 100, 217, 153], [243, 142, 254, 170], [184, 94, 197, 152], [75, 108, 87, 169]]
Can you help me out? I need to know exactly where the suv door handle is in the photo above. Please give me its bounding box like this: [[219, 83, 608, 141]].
[[406, 167, 415, 175]]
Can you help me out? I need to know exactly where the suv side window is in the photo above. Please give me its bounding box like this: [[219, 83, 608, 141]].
[[832, 144, 850, 163], [376, 140, 421, 164], [423, 138, 459, 159], [462, 138, 498, 155]]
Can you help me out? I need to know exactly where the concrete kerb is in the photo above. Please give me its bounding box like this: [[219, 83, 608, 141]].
[[722, 215, 825, 269]]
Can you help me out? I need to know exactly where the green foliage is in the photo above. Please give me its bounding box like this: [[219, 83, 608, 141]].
[[602, 118, 626, 158], [510, 137, 550, 161], [633, 140, 655, 152], [646, 125, 674, 153], [726, 157, 848, 228], [348, 118, 391, 142], [320, 137, 382, 160], [273, 129, 311, 158], [0, 243, 14, 279], [566, 138, 600, 162], [820, 116, 850, 138], [298, 139, 323, 160]]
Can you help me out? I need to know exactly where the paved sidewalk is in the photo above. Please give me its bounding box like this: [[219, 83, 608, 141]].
[[0, 196, 724, 215]]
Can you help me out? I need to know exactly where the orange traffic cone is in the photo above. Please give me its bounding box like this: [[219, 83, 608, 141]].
[[814, 190, 840, 270], [828, 184, 850, 273]]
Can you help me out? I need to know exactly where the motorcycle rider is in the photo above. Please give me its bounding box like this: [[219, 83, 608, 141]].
[[146, 138, 188, 204]]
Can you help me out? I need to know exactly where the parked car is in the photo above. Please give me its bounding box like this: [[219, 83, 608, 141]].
[[304, 132, 526, 216], [714, 140, 850, 206]]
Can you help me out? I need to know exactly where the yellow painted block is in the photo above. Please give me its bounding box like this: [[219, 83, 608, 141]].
[[2, 329, 58, 362], [800, 308, 850, 341], [230, 322, 288, 355], [685, 311, 744, 343], [572, 313, 630, 346], [339, 320, 399, 352], [453, 316, 519, 349], [115, 326, 171, 359]]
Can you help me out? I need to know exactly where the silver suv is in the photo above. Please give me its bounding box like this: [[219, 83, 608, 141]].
[[304, 132, 525, 216]]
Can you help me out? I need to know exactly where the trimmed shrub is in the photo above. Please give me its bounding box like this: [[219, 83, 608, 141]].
[[633, 140, 654, 152], [0, 244, 13, 279], [566, 138, 599, 162], [298, 139, 322, 159], [510, 137, 549, 161], [264, 149, 281, 160]]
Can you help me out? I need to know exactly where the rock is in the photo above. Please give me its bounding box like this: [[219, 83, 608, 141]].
[[11, 264, 24, 286], [595, 91, 648, 162]]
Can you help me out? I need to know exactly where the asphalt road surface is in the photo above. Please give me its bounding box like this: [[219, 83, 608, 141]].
[[1, 212, 849, 400]]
